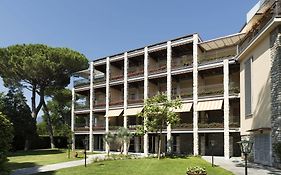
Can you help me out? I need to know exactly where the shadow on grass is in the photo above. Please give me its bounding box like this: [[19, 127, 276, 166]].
[[8, 149, 65, 157], [35, 171, 56, 175]]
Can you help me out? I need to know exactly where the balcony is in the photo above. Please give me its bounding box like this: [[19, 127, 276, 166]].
[[94, 98, 106, 108], [128, 97, 144, 105], [109, 97, 123, 106], [229, 122, 240, 128], [174, 123, 193, 130], [74, 79, 90, 88], [198, 47, 236, 64], [94, 76, 106, 85], [198, 84, 224, 96], [171, 56, 193, 71], [74, 102, 90, 111], [148, 61, 167, 75], [172, 87, 193, 99], [198, 122, 224, 128], [128, 67, 144, 78], [110, 73, 124, 82], [239, 1, 281, 53], [93, 124, 106, 131]]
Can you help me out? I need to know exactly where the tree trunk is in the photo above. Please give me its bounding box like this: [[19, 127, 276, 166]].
[[158, 134, 162, 160], [42, 98, 55, 149], [24, 138, 29, 151], [31, 85, 43, 120]]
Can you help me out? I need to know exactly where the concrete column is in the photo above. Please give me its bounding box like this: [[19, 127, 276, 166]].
[[193, 34, 199, 155], [71, 88, 75, 150], [124, 52, 128, 154], [105, 57, 110, 153], [134, 137, 140, 153], [89, 62, 94, 152], [144, 47, 149, 156], [167, 41, 172, 154], [224, 59, 230, 158]]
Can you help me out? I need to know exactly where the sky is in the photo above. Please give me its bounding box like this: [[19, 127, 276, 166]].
[[0, 0, 259, 120]]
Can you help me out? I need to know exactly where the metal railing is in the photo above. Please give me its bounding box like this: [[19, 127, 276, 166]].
[[94, 98, 106, 108], [128, 67, 144, 77], [174, 123, 193, 129], [74, 79, 90, 88], [128, 98, 144, 104], [171, 56, 193, 70], [198, 122, 224, 128], [109, 97, 124, 106], [74, 103, 90, 110], [198, 84, 224, 96], [239, 1, 281, 53], [110, 73, 124, 81], [172, 87, 193, 99], [148, 60, 167, 74], [198, 47, 236, 64]]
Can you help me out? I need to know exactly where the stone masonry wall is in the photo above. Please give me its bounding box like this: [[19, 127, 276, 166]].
[[270, 25, 281, 167]]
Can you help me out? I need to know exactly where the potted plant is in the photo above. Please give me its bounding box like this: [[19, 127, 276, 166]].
[[186, 166, 207, 175]]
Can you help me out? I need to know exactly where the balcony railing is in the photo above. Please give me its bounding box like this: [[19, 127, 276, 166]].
[[110, 74, 124, 81], [109, 97, 123, 106], [94, 98, 106, 108], [74, 79, 90, 88], [198, 47, 236, 64], [229, 122, 240, 128], [172, 87, 193, 99], [198, 122, 224, 128], [93, 124, 106, 130], [171, 56, 193, 70], [239, 1, 281, 53], [128, 67, 144, 78], [198, 83, 224, 96], [74, 103, 90, 110], [94, 77, 106, 85], [148, 61, 167, 75], [128, 98, 144, 105], [174, 123, 193, 130], [148, 91, 166, 98]]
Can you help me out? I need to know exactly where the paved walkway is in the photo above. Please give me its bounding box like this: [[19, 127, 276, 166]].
[[202, 156, 281, 175], [11, 154, 107, 175]]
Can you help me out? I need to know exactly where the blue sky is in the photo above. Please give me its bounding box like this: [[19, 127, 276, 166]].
[[0, 0, 258, 120]]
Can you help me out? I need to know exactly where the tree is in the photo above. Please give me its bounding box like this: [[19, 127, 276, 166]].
[[0, 113, 13, 175], [0, 44, 88, 148], [116, 127, 132, 155], [0, 89, 37, 150], [138, 93, 181, 159], [103, 132, 115, 156]]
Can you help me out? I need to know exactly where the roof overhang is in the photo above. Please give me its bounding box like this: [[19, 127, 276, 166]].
[[199, 33, 246, 51], [73, 69, 90, 79]]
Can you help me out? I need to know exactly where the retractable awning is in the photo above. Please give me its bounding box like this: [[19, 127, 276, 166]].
[[174, 103, 193, 112], [197, 100, 223, 111], [105, 109, 123, 117], [124, 107, 143, 116]]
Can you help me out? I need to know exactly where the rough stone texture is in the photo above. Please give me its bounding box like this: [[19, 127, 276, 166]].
[[270, 25, 281, 167]]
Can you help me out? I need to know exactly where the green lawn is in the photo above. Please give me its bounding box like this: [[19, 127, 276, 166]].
[[6, 149, 87, 170], [36, 157, 234, 175]]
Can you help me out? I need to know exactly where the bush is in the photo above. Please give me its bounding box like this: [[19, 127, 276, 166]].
[[186, 166, 207, 175], [0, 113, 13, 175], [274, 142, 281, 162]]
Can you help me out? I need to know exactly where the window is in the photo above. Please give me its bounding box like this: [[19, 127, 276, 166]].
[[244, 57, 252, 116]]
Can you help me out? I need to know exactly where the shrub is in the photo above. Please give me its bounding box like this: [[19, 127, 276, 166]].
[[0, 113, 13, 175], [274, 142, 281, 163], [186, 166, 207, 175]]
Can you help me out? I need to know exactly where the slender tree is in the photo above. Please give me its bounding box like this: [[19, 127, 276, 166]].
[[116, 127, 132, 155], [0, 44, 88, 148], [137, 93, 181, 159], [103, 132, 115, 156]]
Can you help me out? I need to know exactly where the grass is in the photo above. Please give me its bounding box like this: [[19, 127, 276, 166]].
[[6, 149, 92, 170], [35, 156, 234, 175]]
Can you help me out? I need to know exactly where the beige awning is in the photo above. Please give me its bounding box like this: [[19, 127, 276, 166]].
[[105, 109, 123, 117], [174, 103, 193, 113], [197, 100, 223, 111], [124, 107, 143, 116]]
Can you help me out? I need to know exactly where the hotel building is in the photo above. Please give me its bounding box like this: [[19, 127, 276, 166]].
[[71, 0, 281, 167]]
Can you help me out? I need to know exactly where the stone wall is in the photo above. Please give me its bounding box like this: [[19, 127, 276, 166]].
[[270, 26, 281, 167]]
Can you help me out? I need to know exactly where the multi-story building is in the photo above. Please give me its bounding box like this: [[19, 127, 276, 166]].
[[71, 0, 281, 167]]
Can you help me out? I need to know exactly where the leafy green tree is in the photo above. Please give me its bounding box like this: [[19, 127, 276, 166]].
[[0, 89, 36, 150], [116, 127, 132, 155], [0, 44, 88, 148], [103, 132, 115, 156], [138, 93, 181, 159], [0, 113, 13, 175]]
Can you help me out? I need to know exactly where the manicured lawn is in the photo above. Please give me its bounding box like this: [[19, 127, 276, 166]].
[[36, 157, 234, 175], [6, 149, 88, 170]]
